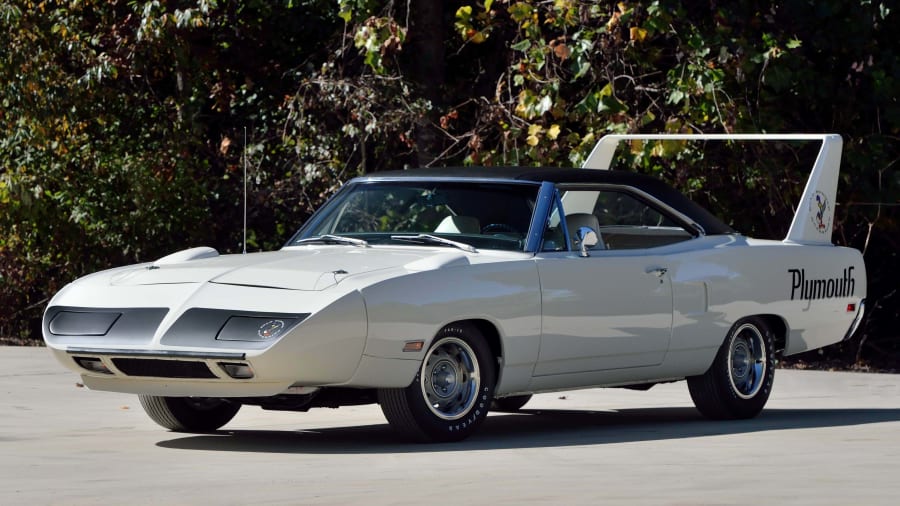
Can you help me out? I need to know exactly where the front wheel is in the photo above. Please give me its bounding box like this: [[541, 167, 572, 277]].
[[378, 324, 496, 442], [687, 317, 776, 420], [138, 395, 241, 432]]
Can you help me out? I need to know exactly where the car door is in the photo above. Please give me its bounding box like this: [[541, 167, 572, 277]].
[[532, 185, 693, 376]]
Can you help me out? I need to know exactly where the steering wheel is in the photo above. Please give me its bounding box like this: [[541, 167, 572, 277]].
[[481, 223, 517, 235]]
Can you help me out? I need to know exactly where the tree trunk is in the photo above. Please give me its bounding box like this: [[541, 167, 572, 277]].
[[407, 0, 445, 167]]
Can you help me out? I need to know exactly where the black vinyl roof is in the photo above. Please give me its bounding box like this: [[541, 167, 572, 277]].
[[359, 166, 734, 235]]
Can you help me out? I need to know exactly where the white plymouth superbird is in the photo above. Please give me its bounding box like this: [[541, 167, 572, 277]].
[[43, 134, 866, 442]]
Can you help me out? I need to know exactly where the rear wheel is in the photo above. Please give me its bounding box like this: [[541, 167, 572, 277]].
[[138, 395, 241, 432], [378, 324, 496, 442], [491, 394, 532, 412], [687, 317, 775, 420]]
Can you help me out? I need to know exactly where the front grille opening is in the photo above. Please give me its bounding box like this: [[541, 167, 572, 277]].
[[112, 358, 217, 379]]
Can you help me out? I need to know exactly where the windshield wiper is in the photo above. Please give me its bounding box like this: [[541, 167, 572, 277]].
[[390, 234, 478, 253], [294, 234, 369, 247]]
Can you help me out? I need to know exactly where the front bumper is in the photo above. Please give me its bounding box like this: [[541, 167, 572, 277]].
[[46, 346, 294, 396], [44, 288, 373, 396], [44, 287, 423, 396]]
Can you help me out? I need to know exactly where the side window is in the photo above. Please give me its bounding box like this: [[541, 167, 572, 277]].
[[593, 191, 680, 228], [559, 188, 693, 250]]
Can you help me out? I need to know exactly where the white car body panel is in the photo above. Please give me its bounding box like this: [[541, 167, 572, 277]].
[[42, 134, 866, 405], [534, 250, 673, 375]]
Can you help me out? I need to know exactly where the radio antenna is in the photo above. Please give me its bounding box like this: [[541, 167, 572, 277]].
[[242, 127, 248, 254]]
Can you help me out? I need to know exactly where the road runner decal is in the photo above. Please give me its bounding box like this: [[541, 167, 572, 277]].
[[810, 190, 831, 234], [789, 266, 855, 300]]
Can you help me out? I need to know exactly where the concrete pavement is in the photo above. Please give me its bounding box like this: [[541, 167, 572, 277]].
[[2, 346, 899, 505]]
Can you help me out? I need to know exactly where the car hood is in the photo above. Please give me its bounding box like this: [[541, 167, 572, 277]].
[[107, 246, 473, 291]]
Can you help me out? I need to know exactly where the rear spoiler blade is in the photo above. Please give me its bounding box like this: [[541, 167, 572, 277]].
[[582, 133, 843, 245]]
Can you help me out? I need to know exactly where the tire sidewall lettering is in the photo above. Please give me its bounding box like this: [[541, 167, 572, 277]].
[[410, 325, 496, 438]]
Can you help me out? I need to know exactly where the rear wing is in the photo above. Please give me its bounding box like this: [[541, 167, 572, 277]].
[[582, 133, 843, 245]]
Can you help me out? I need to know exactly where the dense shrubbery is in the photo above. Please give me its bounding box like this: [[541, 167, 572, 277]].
[[1, 0, 897, 365]]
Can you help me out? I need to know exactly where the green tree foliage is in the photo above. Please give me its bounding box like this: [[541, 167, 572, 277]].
[[0, 0, 341, 335], [1, 0, 897, 365]]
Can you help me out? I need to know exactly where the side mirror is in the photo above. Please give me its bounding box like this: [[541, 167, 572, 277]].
[[577, 227, 599, 257]]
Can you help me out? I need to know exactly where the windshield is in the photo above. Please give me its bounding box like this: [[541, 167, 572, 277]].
[[291, 180, 540, 252]]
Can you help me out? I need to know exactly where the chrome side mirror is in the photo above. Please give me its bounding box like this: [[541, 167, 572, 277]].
[[577, 227, 599, 257]]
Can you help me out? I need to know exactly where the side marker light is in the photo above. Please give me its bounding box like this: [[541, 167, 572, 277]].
[[403, 341, 424, 352]]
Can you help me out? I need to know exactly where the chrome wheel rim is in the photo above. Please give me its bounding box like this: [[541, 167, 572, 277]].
[[727, 323, 767, 399], [420, 337, 480, 420]]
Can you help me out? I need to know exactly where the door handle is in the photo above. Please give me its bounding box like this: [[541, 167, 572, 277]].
[[646, 267, 668, 277]]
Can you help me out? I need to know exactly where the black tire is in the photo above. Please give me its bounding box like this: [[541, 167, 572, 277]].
[[138, 395, 241, 432], [491, 394, 532, 412], [378, 324, 496, 443], [687, 317, 776, 420]]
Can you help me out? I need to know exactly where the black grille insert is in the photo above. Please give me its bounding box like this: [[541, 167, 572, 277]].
[[112, 358, 217, 379]]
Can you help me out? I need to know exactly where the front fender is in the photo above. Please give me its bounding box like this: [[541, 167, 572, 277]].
[[354, 260, 541, 392]]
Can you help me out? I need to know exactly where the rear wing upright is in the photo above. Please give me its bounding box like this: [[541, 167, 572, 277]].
[[582, 133, 844, 245]]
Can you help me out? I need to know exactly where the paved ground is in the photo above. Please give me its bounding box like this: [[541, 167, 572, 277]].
[[2, 347, 900, 505]]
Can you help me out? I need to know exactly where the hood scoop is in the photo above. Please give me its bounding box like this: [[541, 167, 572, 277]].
[[110, 247, 222, 286], [153, 247, 220, 266]]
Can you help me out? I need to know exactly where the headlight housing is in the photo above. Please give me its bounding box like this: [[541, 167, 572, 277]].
[[216, 314, 308, 342], [49, 311, 121, 336]]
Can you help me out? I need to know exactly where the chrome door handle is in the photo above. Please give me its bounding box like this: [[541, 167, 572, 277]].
[[646, 267, 668, 277]]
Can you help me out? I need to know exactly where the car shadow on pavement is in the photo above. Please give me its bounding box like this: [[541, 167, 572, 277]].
[[155, 406, 900, 454]]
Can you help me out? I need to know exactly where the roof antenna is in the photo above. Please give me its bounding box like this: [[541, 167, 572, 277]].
[[242, 127, 248, 254]]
